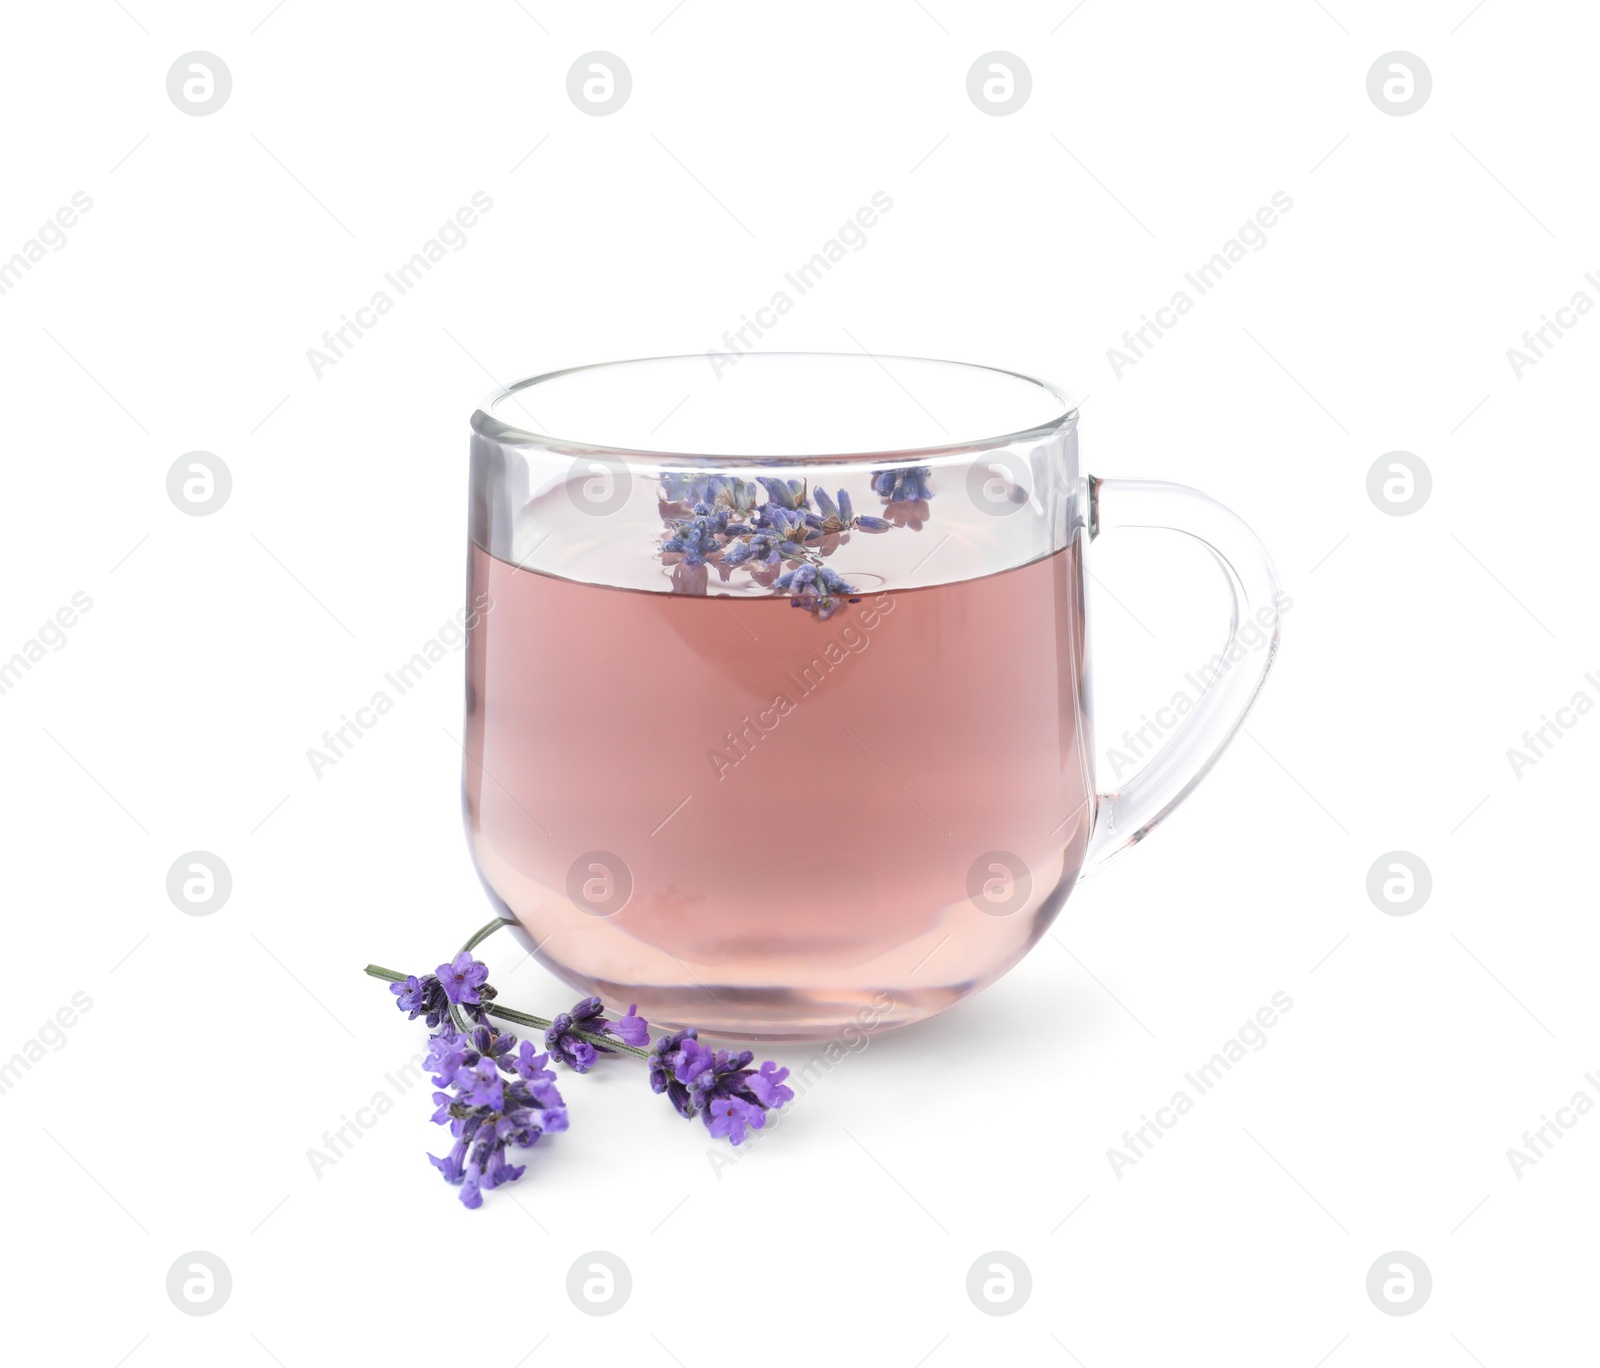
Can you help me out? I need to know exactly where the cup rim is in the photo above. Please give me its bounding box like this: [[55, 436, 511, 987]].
[[471, 351, 1078, 465]]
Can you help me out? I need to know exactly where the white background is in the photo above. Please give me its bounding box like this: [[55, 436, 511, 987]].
[[2, 2, 1595, 1364]]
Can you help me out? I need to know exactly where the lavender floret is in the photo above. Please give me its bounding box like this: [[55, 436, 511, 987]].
[[756, 476, 810, 511], [609, 1004, 650, 1047], [391, 973, 455, 1030], [649, 1028, 700, 1118], [546, 996, 652, 1072], [723, 532, 784, 568], [438, 952, 490, 1006], [810, 485, 890, 537], [871, 466, 933, 503], [776, 562, 855, 619], [651, 1033, 794, 1145], [662, 511, 725, 566], [401, 955, 496, 1027], [755, 503, 809, 541], [661, 474, 759, 511]]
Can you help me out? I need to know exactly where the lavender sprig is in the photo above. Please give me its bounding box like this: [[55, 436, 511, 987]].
[[655, 467, 933, 616], [365, 919, 794, 1207]]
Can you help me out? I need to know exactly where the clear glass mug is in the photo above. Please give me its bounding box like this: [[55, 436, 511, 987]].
[[464, 354, 1280, 1040]]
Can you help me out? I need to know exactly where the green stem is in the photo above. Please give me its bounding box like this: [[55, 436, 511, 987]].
[[459, 918, 509, 955], [364, 964, 409, 983], [362, 920, 653, 1061]]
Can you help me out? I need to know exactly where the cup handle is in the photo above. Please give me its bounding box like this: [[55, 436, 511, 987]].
[[1078, 476, 1283, 877]]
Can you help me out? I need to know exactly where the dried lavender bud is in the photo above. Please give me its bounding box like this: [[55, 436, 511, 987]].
[[871, 466, 933, 503]]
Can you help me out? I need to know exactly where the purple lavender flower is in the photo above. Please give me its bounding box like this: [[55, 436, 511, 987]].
[[391, 972, 458, 1031], [425, 1028, 471, 1086], [654, 471, 908, 613], [661, 511, 725, 566], [391, 975, 428, 1015], [660, 473, 710, 507], [744, 1059, 796, 1109], [650, 1030, 793, 1144], [706, 1095, 764, 1144], [426, 1021, 568, 1209], [545, 996, 649, 1071], [609, 1004, 650, 1047], [661, 474, 758, 514], [429, 1138, 467, 1185], [753, 502, 811, 550], [437, 953, 490, 1007], [872, 465, 933, 503], [658, 473, 690, 504], [776, 562, 856, 619], [723, 530, 786, 568], [809, 487, 891, 535], [509, 1043, 566, 1125], [777, 563, 857, 598], [649, 1028, 699, 1118], [546, 999, 604, 1072], [455, 1056, 507, 1111], [514, 1039, 560, 1090], [475, 1024, 516, 1069], [757, 476, 810, 511], [375, 933, 806, 1200], [531, 1095, 569, 1131]]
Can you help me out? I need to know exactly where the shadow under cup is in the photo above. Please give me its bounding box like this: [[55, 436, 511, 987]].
[[464, 354, 1094, 1040]]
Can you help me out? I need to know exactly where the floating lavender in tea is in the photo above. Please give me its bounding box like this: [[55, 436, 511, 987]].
[[655, 467, 920, 618]]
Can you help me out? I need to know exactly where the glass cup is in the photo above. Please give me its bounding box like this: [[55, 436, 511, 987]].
[[464, 353, 1281, 1040]]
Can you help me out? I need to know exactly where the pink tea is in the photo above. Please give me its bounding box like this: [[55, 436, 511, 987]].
[[463, 540, 1093, 1039]]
